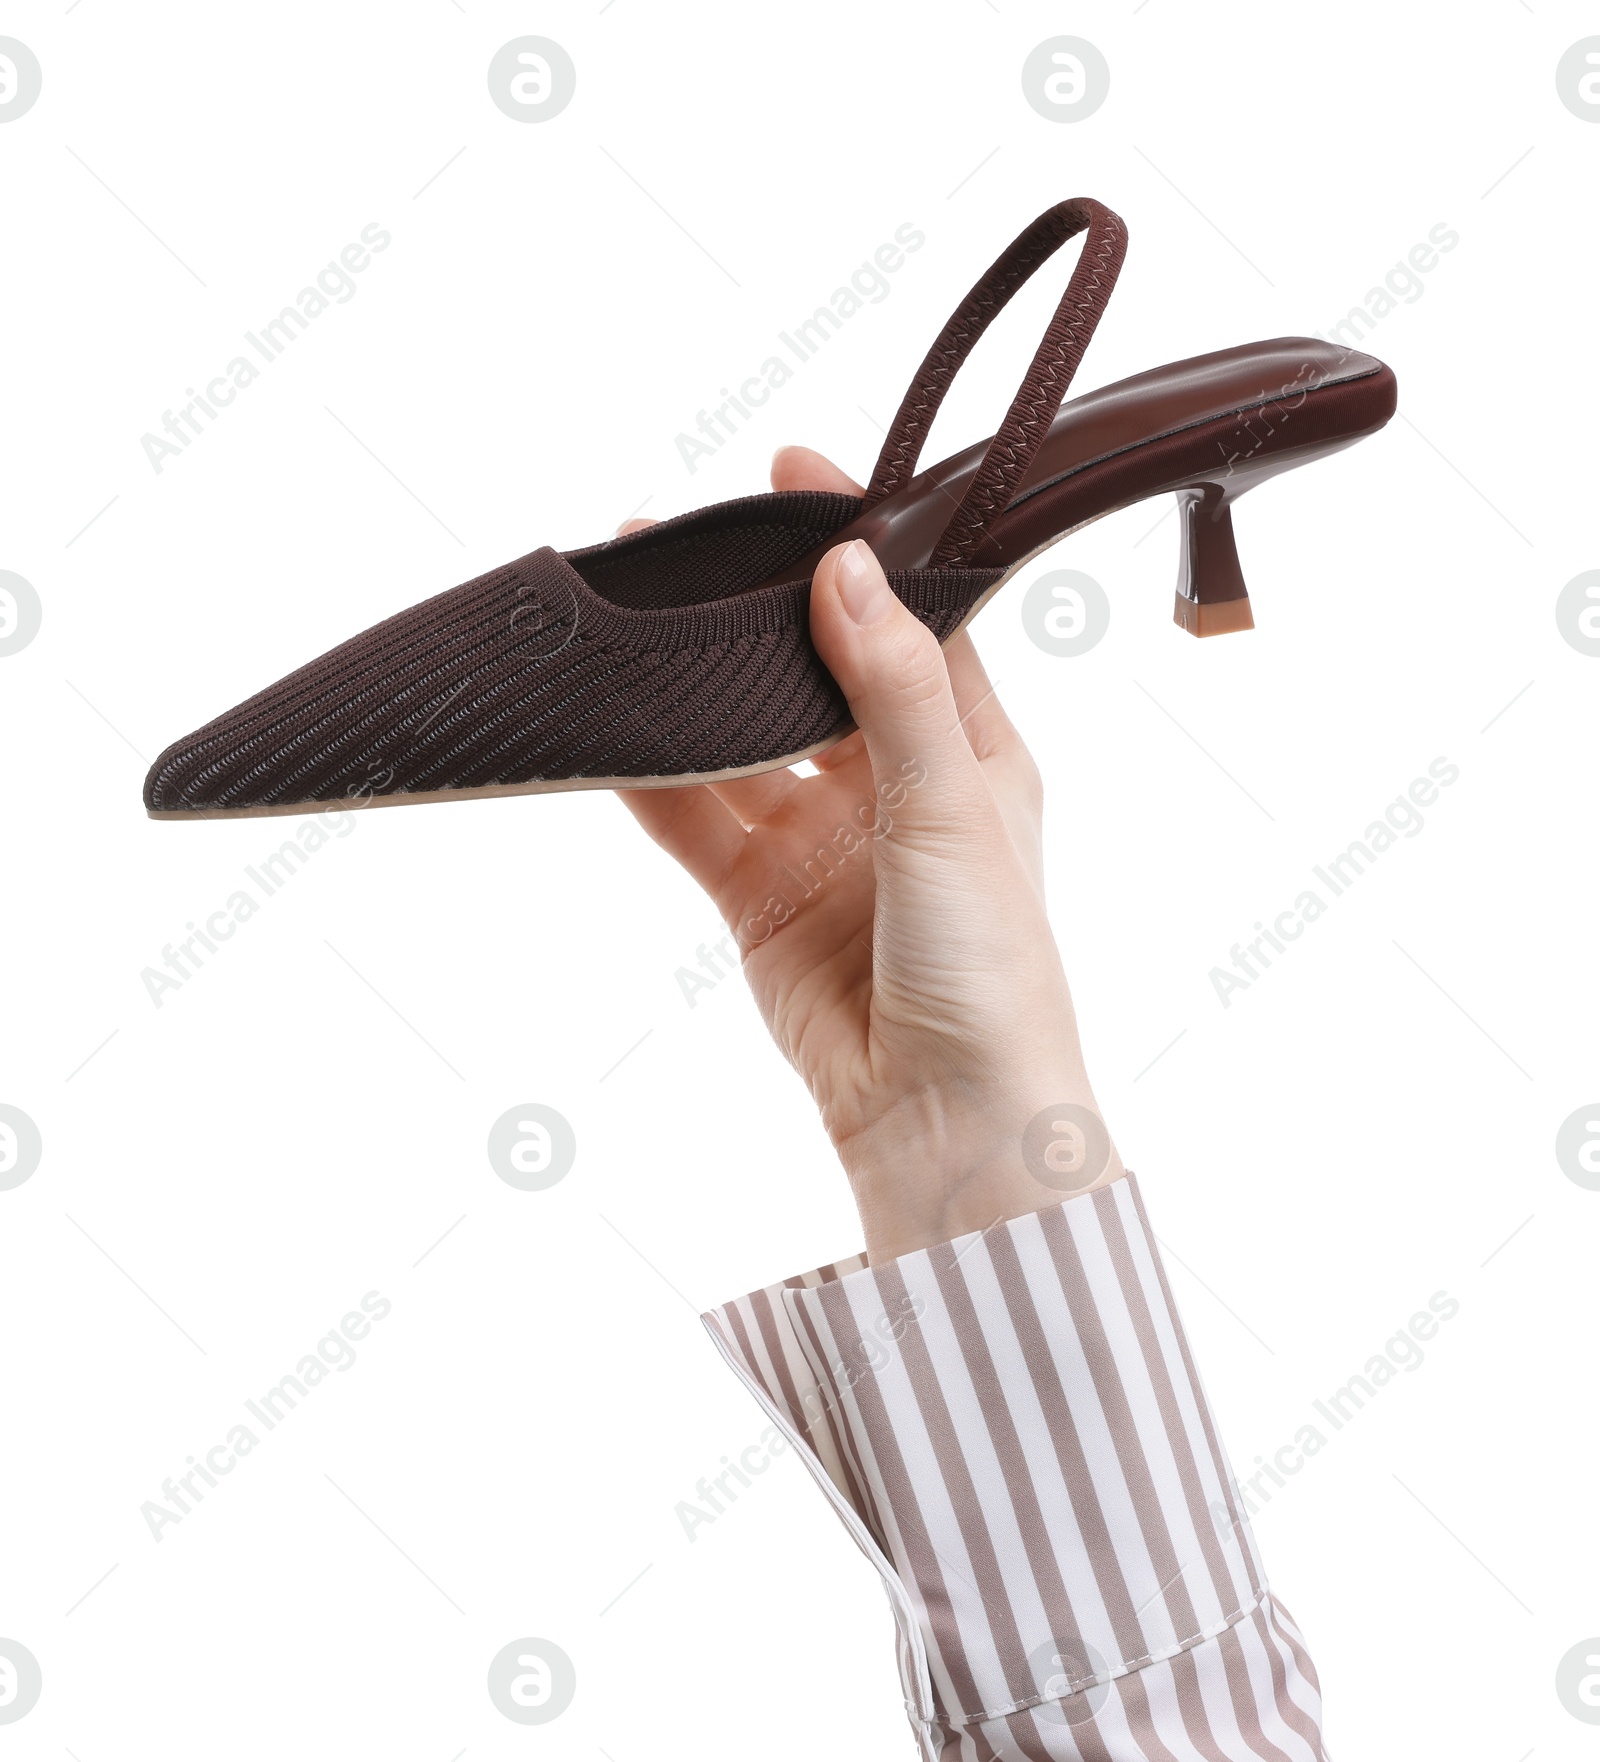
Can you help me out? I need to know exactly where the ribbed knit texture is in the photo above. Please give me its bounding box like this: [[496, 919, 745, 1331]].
[[143, 491, 1004, 812]]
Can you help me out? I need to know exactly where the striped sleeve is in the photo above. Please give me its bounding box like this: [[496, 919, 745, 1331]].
[[703, 1174, 1328, 1761]]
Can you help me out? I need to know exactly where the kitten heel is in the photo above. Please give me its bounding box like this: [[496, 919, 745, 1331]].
[[1173, 483, 1254, 637]]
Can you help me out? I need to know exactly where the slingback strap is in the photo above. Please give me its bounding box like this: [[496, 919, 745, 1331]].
[[864, 198, 1128, 566]]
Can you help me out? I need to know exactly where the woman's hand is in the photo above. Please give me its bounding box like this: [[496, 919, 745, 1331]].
[[620, 446, 1122, 1263]]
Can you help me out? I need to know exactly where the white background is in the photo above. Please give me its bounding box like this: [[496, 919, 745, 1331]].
[[2, 2, 1597, 1757]]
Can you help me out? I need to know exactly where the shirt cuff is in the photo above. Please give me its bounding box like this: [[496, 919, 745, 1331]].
[[702, 1173, 1327, 1761]]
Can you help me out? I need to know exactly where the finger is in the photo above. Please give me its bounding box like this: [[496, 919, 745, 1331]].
[[706, 764, 801, 828], [942, 631, 1025, 764], [808, 540, 992, 846], [943, 629, 1047, 892], [771, 445, 865, 496], [615, 516, 657, 537], [615, 784, 747, 909], [810, 728, 867, 772]]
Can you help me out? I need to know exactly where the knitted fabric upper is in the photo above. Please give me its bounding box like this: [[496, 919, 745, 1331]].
[[143, 199, 1138, 816], [142, 492, 1005, 812]]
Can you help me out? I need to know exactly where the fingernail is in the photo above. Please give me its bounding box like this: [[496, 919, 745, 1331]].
[[836, 540, 891, 625]]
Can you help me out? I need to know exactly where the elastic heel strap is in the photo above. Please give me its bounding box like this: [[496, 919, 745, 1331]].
[[864, 198, 1128, 566]]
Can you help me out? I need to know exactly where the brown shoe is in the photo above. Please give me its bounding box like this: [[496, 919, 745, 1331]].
[[144, 198, 1395, 820]]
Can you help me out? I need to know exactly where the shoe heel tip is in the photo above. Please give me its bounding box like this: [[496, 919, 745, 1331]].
[[1173, 593, 1255, 638]]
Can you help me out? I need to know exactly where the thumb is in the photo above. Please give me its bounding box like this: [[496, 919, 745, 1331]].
[[810, 540, 990, 843]]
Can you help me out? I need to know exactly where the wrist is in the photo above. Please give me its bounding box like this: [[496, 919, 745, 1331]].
[[834, 1080, 1124, 1264]]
